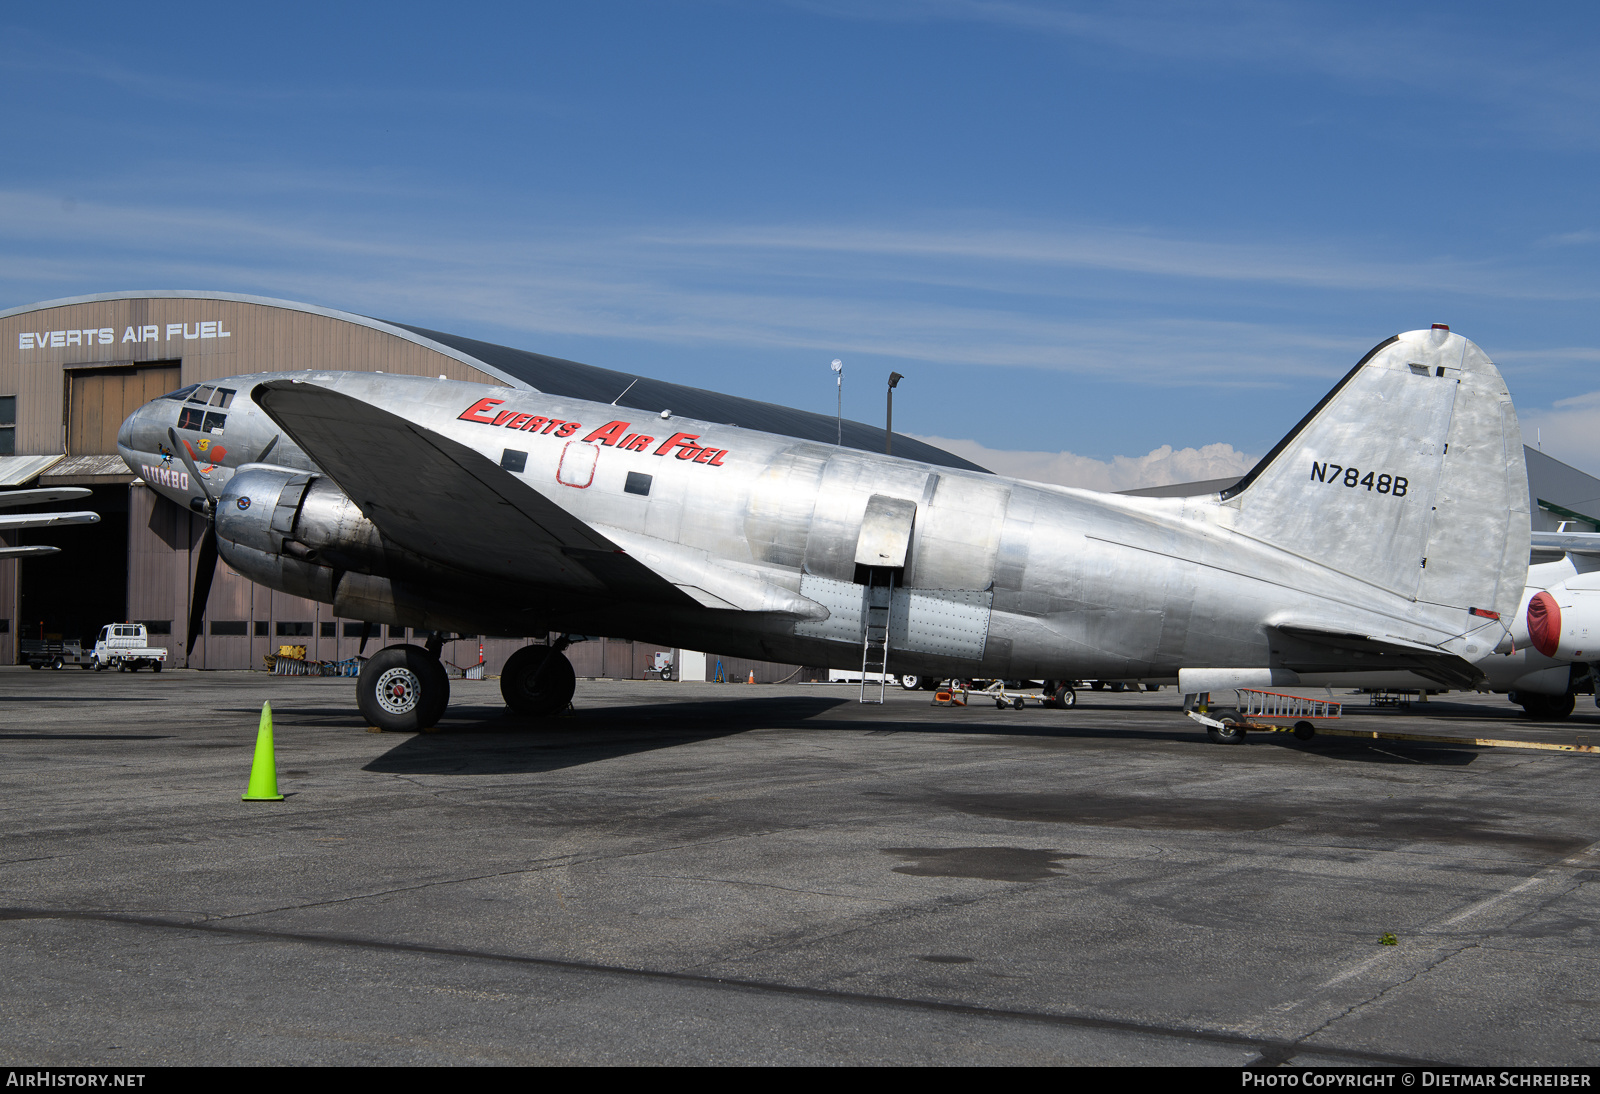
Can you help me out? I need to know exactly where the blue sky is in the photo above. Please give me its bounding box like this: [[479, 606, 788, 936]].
[[5, 1, 1600, 487]]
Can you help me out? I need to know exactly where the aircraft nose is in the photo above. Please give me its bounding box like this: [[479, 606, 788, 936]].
[[117, 396, 175, 467]]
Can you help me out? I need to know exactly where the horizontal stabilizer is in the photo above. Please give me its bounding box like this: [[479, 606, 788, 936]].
[[1271, 623, 1482, 689], [0, 545, 61, 559]]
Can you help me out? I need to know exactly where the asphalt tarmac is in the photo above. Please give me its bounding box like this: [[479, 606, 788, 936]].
[[3, 668, 1598, 1066]]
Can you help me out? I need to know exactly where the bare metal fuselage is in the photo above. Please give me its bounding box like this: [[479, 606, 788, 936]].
[[118, 366, 1505, 682]]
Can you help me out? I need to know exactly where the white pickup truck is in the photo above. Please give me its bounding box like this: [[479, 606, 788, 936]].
[[92, 624, 168, 672]]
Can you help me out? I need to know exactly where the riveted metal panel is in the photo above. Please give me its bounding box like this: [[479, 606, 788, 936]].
[[795, 574, 864, 644], [892, 588, 991, 660], [796, 573, 990, 660]]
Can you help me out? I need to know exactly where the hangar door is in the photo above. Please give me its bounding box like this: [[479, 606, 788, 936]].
[[67, 362, 180, 454]]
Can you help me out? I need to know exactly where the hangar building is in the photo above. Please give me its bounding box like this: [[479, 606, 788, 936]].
[[0, 290, 983, 676]]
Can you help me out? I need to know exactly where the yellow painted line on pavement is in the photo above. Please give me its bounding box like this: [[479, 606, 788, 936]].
[[1314, 726, 1600, 754]]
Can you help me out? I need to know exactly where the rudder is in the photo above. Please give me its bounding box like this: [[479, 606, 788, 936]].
[[1221, 328, 1528, 619]]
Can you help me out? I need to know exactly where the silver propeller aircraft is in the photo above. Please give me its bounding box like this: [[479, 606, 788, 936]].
[[116, 326, 1529, 739], [1468, 528, 1600, 719]]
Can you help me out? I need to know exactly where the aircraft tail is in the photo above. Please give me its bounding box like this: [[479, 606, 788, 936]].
[[1221, 327, 1528, 620]]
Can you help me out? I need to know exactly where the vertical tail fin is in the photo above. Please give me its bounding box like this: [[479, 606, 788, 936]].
[[1222, 328, 1528, 620]]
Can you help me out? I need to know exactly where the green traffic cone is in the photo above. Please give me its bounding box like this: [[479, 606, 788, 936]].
[[242, 700, 285, 802]]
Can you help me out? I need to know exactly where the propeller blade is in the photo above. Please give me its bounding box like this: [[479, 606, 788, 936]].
[[167, 426, 216, 506], [187, 525, 219, 656], [359, 620, 372, 655]]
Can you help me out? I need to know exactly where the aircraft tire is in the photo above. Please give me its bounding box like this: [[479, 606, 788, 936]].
[[1521, 692, 1575, 721], [1207, 716, 1246, 745], [1293, 720, 1316, 741], [899, 675, 922, 691], [358, 645, 450, 731], [1052, 685, 1075, 708], [501, 645, 577, 717]]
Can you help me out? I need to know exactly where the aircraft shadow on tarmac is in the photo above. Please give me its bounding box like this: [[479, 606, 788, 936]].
[[361, 694, 855, 775], [349, 693, 1497, 774]]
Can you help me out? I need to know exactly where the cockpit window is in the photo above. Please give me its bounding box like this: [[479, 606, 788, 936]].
[[209, 388, 235, 408], [161, 385, 199, 401], [202, 412, 226, 434], [187, 386, 215, 405], [177, 406, 204, 430]]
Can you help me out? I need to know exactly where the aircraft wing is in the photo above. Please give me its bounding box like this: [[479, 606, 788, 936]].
[[0, 487, 92, 510], [1270, 623, 1483, 689], [0, 545, 61, 558], [1532, 530, 1600, 556], [0, 511, 100, 531], [251, 379, 700, 606]]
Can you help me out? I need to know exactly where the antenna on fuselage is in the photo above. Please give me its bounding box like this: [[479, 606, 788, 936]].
[[612, 378, 639, 405], [831, 359, 843, 446]]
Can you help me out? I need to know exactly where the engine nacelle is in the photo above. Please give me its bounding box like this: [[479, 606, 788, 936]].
[[216, 466, 388, 604], [1526, 587, 1600, 662]]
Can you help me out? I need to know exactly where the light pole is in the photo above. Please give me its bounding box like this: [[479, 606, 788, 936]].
[[831, 359, 843, 446], [885, 371, 903, 454]]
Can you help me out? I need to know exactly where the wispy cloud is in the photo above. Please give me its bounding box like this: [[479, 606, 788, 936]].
[[0, 24, 565, 115], [647, 222, 1577, 299], [4, 184, 1595, 400], [790, 1, 1600, 145], [0, 187, 1391, 383], [1520, 392, 1600, 480], [1539, 230, 1600, 248]]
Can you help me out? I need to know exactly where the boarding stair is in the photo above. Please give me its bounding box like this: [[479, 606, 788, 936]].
[[860, 571, 893, 704]]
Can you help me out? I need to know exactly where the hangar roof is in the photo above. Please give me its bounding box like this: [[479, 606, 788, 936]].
[[0, 291, 987, 473], [387, 321, 989, 472]]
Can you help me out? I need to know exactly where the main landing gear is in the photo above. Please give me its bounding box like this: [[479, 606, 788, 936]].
[[500, 642, 578, 718], [357, 643, 452, 732], [1512, 690, 1576, 721], [356, 635, 579, 730]]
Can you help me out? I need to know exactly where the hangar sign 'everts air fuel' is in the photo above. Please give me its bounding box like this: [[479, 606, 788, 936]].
[[116, 327, 1529, 734]]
